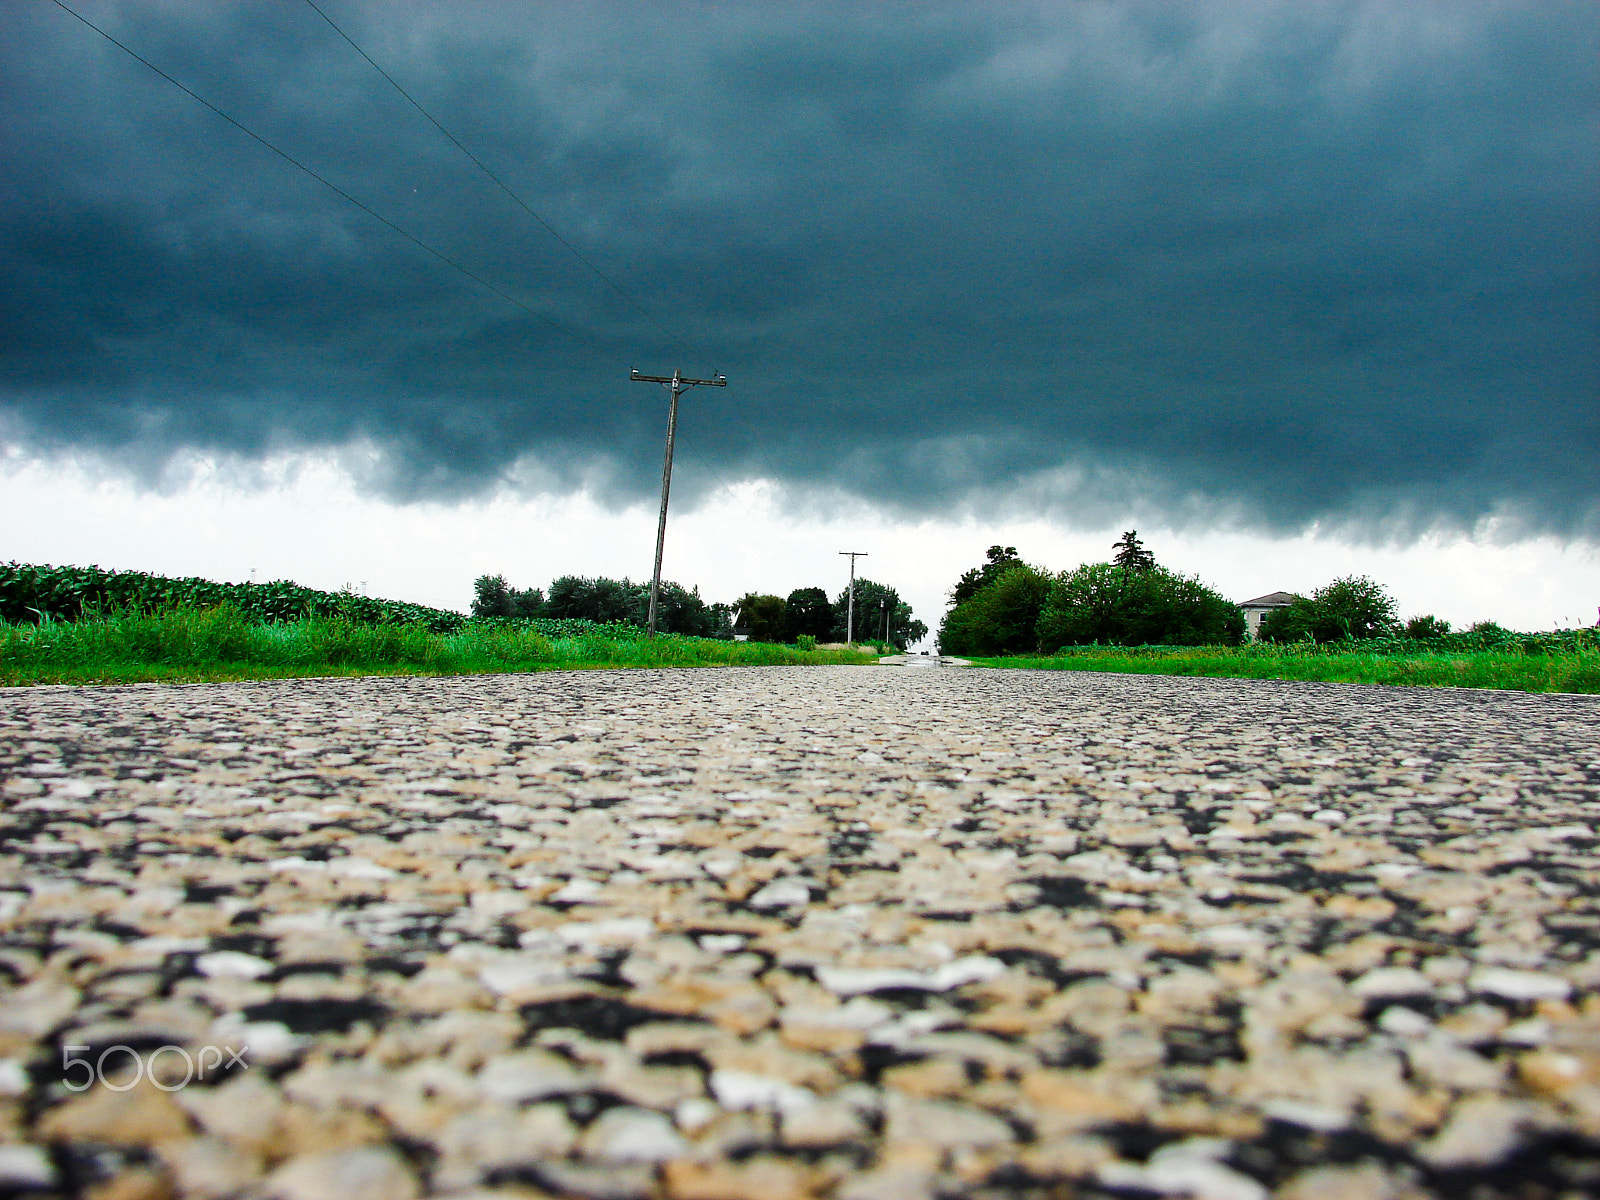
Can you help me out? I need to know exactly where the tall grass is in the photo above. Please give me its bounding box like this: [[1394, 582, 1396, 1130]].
[[0, 605, 876, 686], [971, 641, 1600, 694]]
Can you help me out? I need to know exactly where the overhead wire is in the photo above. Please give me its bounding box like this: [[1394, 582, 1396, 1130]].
[[298, 0, 693, 362], [46, 0, 632, 372], [53, 0, 827, 555], [296, 0, 816, 527]]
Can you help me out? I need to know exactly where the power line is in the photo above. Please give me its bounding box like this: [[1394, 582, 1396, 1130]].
[[47, 0, 628, 370], [296, 1, 817, 525], [671, 432, 775, 527], [55, 0, 817, 532], [299, 0, 691, 358]]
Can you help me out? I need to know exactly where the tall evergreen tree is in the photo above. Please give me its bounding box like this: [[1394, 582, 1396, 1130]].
[[1112, 530, 1156, 572], [949, 546, 1025, 607]]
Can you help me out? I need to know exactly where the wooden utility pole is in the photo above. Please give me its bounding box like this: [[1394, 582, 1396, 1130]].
[[631, 368, 727, 637], [839, 551, 867, 646]]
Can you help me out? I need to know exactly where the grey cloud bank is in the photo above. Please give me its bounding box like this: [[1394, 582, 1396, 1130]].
[[2, 1, 1595, 536]]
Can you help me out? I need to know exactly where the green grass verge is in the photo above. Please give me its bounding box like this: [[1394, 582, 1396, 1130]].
[[968, 645, 1600, 693], [0, 606, 878, 686]]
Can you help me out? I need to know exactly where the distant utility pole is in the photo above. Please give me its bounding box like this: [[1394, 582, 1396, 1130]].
[[839, 551, 867, 646], [631, 368, 727, 637]]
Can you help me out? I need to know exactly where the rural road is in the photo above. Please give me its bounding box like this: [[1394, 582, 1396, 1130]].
[[1, 666, 1597, 1199]]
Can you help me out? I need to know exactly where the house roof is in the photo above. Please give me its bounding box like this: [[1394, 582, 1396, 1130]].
[[1240, 591, 1296, 608]]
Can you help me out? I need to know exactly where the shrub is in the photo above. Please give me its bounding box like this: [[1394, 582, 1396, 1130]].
[[1261, 576, 1400, 643], [1035, 563, 1244, 650], [1314, 575, 1400, 639], [795, 634, 817, 651], [1405, 614, 1452, 640], [1258, 600, 1318, 643]]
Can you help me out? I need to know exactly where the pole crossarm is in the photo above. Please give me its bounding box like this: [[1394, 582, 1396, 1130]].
[[632, 367, 728, 637], [631, 370, 727, 388]]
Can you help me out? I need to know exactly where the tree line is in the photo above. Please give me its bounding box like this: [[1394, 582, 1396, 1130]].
[[473, 573, 927, 648], [472, 574, 731, 638], [733, 581, 928, 648], [937, 533, 1451, 655]]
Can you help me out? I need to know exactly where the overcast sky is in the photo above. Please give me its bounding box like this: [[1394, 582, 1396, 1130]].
[[3, 1, 1597, 637]]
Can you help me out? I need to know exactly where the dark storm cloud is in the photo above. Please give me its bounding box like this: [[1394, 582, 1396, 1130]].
[[2, 0, 1596, 532]]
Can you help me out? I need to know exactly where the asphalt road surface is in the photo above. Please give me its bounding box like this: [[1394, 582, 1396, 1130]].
[[2, 665, 1597, 1199]]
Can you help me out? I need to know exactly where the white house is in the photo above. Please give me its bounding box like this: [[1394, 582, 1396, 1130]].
[[1240, 591, 1295, 640]]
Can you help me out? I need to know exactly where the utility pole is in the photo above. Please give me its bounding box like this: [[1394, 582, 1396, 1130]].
[[631, 368, 727, 637], [839, 551, 867, 646]]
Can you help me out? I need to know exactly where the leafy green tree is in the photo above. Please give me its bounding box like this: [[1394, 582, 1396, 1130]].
[[938, 565, 1053, 655], [706, 602, 737, 641], [1260, 576, 1399, 643], [1404, 614, 1451, 640], [510, 588, 545, 619], [1112, 531, 1156, 572], [1258, 600, 1317, 643], [1035, 563, 1244, 649], [478, 572, 726, 636], [1316, 575, 1399, 639], [784, 587, 834, 642], [472, 574, 513, 619], [950, 546, 1024, 607], [832, 578, 924, 648], [545, 575, 644, 624], [653, 583, 725, 638], [473, 575, 545, 620], [467, 579, 550, 624], [735, 593, 788, 642]]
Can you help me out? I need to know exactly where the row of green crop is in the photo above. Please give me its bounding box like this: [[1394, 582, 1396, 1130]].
[[0, 605, 879, 685], [0, 561, 467, 632], [0, 563, 702, 644], [971, 646, 1600, 693], [1043, 625, 1599, 659]]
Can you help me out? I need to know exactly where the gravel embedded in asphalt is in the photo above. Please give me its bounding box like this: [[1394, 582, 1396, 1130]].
[[2, 665, 1598, 1198]]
